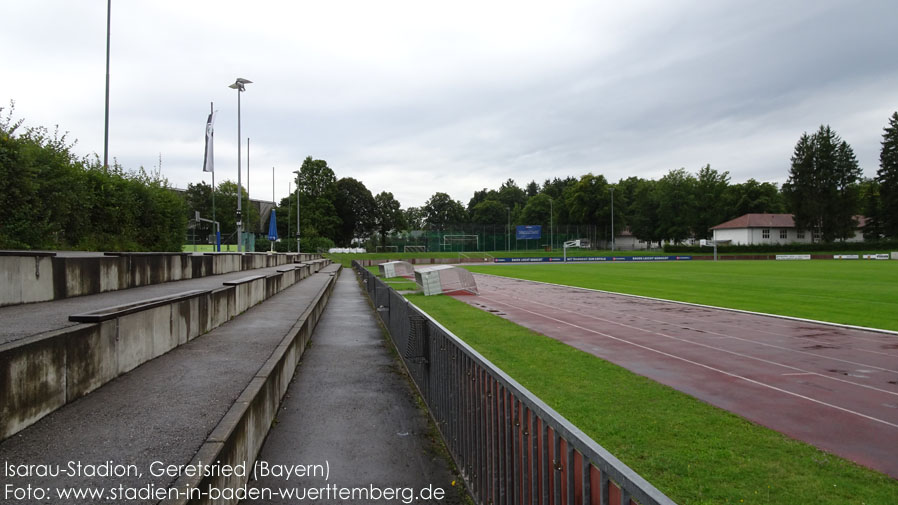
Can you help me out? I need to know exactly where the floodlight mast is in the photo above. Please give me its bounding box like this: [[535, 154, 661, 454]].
[[229, 77, 252, 252]]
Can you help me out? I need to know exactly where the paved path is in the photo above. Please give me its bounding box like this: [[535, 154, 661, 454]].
[[460, 273, 898, 479], [242, 270, 465, 505], [0, 266, 338, 504], [0, 263, 303, 345]]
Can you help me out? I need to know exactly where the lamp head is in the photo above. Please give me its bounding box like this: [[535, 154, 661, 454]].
[[228, 78, 253, 91]]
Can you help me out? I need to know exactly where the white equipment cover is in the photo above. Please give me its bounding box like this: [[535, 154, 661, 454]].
[[415, 265, 479, 296], [378, 260, 415, 278]]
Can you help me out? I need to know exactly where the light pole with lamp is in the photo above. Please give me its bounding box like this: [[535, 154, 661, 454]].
[[103, 0, 111, 169], [229, 77, 252, 252], [506, 207, 510, 252], [293, 170, 301, 254], [609, 186, 615, 252], [549, 197, 554, 251]]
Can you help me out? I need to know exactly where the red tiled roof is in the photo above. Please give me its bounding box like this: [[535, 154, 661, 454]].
[[711, 213, 868, 230], [711, 213, 795, 230]]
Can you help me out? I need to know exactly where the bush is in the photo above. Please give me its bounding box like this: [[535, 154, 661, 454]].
[[302, 235, 335, 253], [0, 104, 186, 251], [663, 240, 898, 254]]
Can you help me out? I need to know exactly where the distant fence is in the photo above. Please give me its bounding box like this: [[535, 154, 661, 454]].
[[388, 224, 607, 252], [353, 261, 676, 505]]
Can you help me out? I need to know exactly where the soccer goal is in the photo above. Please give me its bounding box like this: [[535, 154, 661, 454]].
[[403, 245, 427, 253], [375, 245, 399, 253], [441, 234, 479, 252]]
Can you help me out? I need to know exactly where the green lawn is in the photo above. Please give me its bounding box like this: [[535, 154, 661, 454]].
[[408, 294, 898, 505], [464, 260, 898, 331]]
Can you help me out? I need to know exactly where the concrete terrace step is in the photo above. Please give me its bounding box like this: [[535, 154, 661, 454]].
[[0, 259, 329, 346], [0, 260, 331, 440], [0, 251, 324, 308], [0, 264, 341, 505]]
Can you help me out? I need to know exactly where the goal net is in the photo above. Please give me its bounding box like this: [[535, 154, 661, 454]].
[[441, 234, 479, 252], [375, 245, 399, 253]]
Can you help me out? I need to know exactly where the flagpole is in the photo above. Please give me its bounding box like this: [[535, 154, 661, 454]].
[[210, 102, 218, 251], [271, 166, 275, 252]]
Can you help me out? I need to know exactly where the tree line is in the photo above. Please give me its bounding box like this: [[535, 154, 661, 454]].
[[5, 100, 896, 253], [187, 111, 898, 251], [0, 105, 186, 251]]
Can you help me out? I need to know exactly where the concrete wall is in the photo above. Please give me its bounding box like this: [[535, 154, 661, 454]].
[[0, 252, 323, 307], [163, 266, 340, 505], [0, 260, 330, 440], [0, 254, 55, 305]]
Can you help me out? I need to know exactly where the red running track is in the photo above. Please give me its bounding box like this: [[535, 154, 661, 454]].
[[453, 273, 898, 479]]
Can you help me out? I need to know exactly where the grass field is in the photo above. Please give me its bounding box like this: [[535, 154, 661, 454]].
[[408, 293, 898, 505], [464, 260, 898, 331]]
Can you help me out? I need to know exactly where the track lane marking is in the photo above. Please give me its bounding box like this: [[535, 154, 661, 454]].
[[478, 277, 898, 374], [480, 292, 898, 399], [474, 295, 898, 430], [473, 272, 898, 347]]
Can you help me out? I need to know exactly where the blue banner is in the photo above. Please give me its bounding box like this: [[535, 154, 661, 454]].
[[516, 225, 542, 240], [493, 255, 692, 263]]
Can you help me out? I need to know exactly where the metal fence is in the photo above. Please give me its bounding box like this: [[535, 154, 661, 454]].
[[354, 262, 677, 505], [387, 224, 606, 252]]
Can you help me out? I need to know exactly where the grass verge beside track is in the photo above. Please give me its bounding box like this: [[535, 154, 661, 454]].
[[464, 261, 898, 331], [408, 294, 897, 505]]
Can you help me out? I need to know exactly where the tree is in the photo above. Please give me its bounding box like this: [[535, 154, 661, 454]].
[[525, 180, 540, 198], [656, 168, 697, 243], [422, 192, 467, 230], [542, 176, 577, 225], [628, 178, 664, 247], [216, 180, 259, 242], [692, 165, 730, 239], [294, 156, 340, 246], [565, 173, 610, 225], [374, 191, 405, 246], [403, 207, 425, 231], [471, 199, 507, 224], [724, 179, 785, 217], [519, 193, 553, 225], [859, 178, 883, 240], [334, 177, 375, 246], [297, 156, 336, 200], [784, 125, 862, 242], [876, 111, 898, 237], [467, 188, 499, 214], [497, 179, 527, 210]]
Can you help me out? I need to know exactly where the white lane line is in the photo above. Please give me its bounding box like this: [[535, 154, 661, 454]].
[[484, 293, 898, 398], [486, 282, 898, 375], [471, 272, 898, 344], [782, 372, 816, 376], [475, 295, 898, 430]]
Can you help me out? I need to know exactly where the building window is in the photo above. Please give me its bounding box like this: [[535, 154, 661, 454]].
[[813, 231, 821, 241], [797, 230, 805, 239], [780, 229, 787, 239], [762, 228, 770, 239]]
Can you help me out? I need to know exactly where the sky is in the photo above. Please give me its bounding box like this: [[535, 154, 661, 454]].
[[2, 1, 897, 208]]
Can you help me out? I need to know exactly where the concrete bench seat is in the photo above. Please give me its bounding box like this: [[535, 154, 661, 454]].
[[69, 289, 209, 323]]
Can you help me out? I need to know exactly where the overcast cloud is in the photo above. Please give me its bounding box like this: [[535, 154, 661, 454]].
[[2, 0, 896, 207]]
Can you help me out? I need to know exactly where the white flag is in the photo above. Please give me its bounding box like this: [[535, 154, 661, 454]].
[[203, 110, 217, 173]]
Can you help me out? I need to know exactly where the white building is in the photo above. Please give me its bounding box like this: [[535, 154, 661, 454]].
[[710, 213, 866, 245]]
